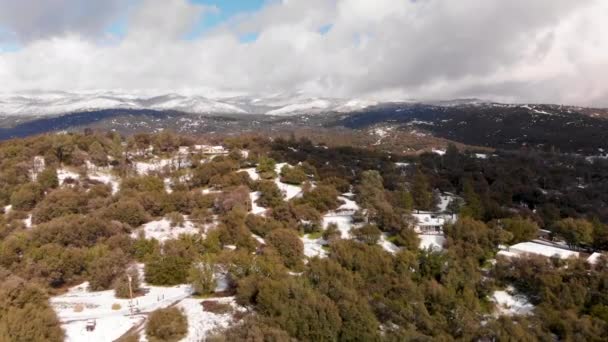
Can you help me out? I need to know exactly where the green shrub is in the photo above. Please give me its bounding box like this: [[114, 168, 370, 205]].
[[145, 307, 188, 342]]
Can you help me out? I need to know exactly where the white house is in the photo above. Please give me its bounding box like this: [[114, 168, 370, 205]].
[[194, 145, 229, 155], [412, 212, 456, 234]]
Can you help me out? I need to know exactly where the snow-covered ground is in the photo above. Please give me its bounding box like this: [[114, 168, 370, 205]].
[[23, 214, 32, 229], [249, 191, 267, 215], [274, 163, 303, 200], [240, 168, 260, 181], [587, 252, 605, 265], [379, 234, 401, 254], [336, 195, 359, 213], [301, 235, 328, 258], [30, 156, 46, 181], [491, 288, 534, 316], [432, 149, 446, 156], [130, 218, 200, 243], [58, 168, 80, 185], [497, 241, 579, 259], [87, 171, 120, 194], [436, 194, 454, 212], [322, 214, 354, 239], [62, 315, 144, 342], [134, 157, 190, 175], [51, 279, 192, 342], [177, 297, 241, 342], [419, 234, 446, 251], [3, 205, 11, 215]]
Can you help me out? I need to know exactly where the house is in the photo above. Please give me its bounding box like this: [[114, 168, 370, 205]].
[[497, 241, 579, 260], [412, 211, 456, 234], [194, 145, 229, 155]]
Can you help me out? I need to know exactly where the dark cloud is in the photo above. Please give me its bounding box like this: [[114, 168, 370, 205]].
[[0, 0, 123, 42]]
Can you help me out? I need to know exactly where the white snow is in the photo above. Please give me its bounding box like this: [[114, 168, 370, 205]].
[[587, 252, 605, 265], [23, 214, 32, 229], [418, 234, 445, 251], [30, 156, 46, 181], [3, 205, 11, 215], [134, 157, 190, 175], [498, 241, 579, 259], [58, 168, 80, 185], [379, 234, 401, 254], [395, 162, 410, 168], [437, 194, 454, 212], [88, 171, 120, 194], [335, 99, 377, 112], [164, 178, 173, 193], [336, 195, 360, 213], [51, 278, 193, 342], [131, 218, 200, 243], [249, 191, 267, 215], [252, 234, 266, 245], [322, 214, 353, 239], [61, 315, 144, 342], [301, 235, 328, 258], [432, 149, 446, 156], [177, 297, 241, 342], [240, 168, 260, 181], [475, 153, 488, 159], [266, 99, 331, 115], [274, 163, 303, 200], [491, 289, 534, 316]]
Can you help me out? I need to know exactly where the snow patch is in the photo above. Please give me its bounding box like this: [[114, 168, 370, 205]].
[[176, 297, 241, 342], [131, 218, 200, 243], [419, 234, 445, 251], [492, 289, 534, 316]]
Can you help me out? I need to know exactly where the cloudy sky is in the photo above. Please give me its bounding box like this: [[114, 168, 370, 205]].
[[0, 0, 607, 106]]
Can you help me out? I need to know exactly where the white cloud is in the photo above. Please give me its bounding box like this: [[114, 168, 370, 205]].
[[0, 0, 607, 106]]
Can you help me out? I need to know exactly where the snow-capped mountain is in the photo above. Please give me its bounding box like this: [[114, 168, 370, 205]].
[[0, 91, 381, 116]]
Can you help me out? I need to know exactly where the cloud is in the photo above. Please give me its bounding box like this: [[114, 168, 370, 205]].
[[0, 0, 124, 42], [0, 0, 607, 106]]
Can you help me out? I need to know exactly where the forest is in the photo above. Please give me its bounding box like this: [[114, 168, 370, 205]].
[[0, 130, 607, 341]]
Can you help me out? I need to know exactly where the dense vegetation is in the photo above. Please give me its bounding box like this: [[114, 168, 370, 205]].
[[0, 131, 606, 340]]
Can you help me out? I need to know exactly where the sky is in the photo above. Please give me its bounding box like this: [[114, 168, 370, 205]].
[[0, 0, 607, 106]]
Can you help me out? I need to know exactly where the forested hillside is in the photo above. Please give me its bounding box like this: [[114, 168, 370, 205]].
[[0, 131, 607, 341]]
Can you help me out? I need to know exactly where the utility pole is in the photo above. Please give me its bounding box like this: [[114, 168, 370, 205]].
[[128, 274, 134, 315]]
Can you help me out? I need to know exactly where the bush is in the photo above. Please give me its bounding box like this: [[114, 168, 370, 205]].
[[280, 165, 307, 185], [87, 248, 129, 291], [112, 303, 121, 310], [166, 212, 184, 228], [10, 183, 43, 211], [0, 276, 65, 342], [353, 224, 381, 245], [145, 254, 190, 286], [113, 268, 141, 299], [256, 157, 276, 179], [104, 199, 149, 227], [37, 168, 59, 190], [188, 259, 216, 296], [499, 217, 539, 244], [32, 188, 87, 224], [146, 307, 188, 342], [256, 181, 283, 208], [202, 301, 233, 314], [266, 229, 304, 269]]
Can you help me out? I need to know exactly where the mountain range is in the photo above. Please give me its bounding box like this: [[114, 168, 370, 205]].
[[1, 91, 607, 156], [0, 91, 382, 117]]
